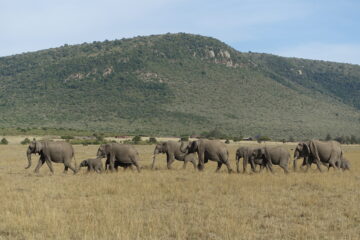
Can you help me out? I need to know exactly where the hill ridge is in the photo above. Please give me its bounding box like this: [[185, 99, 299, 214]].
[[0, 33, 359, 139]]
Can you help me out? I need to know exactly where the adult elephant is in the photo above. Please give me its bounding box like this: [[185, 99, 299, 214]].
[[293, 140, 343, 172], [25, 140, 77, 174], [152, 141, 197, 169], [251, 146, 290, 174], [180, 139, 233, 173], [301, 154, 350, 171], [235, 146, 264, 173], [97, 143, 141, 172]]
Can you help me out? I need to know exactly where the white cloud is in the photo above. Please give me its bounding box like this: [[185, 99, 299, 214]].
[[275, 43, 360, 65]]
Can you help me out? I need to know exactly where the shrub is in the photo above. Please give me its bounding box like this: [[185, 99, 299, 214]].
[[225, 139, 230, 144], [180, 135, 189, 141], [21, 138, 31, 145], [0, 138, 9, 145], [148, 137, 157, 144], [61, 136, 74, 140], [132, 136, 142, 144]]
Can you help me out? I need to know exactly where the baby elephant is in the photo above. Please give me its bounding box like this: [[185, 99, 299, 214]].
[[79, 157, 104, 173]]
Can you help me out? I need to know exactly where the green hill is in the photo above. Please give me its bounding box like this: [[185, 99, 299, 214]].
[[0, 33, 359, 139]]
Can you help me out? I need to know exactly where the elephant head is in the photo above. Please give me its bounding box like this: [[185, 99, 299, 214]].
[[151, 142, 167, 169], [97, 144, 108, 158], [340, 157, 350, 171], [180, 140, 198, 153], [25, 141, 44, 169], [79, 160, 89, 168], [153, 142, 167, 155], [293, 142, 310, 170]]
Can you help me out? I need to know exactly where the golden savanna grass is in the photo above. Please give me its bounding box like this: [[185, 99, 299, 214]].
[[0, 141, 359, 239]]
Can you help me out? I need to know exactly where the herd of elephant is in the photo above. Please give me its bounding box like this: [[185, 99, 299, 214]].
[[24, 139, 350, 174]]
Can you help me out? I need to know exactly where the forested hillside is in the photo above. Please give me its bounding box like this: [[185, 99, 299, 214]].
[[0, 33, 359, 139]]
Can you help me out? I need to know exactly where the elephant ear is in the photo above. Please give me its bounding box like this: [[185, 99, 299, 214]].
[[35, 141, 43, 153], [191, 141, 199, 151], [308, 140, 320, 160], [162, 142, 168, 152], [303, 142, 311, 156]]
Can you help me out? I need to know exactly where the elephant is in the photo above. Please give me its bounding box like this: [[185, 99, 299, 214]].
[[152, 141, 197, 169], [79, 157, 103, 173], [105, 158, 134, 171], [293, 140, 343, 172], [235, 146, 264, 173], [302, 155, 350, 171], [26, 140, 77, 174], [97, 143, 141, 172], [180, 139, 232, 173], [340, 157, 350, 171], [251, 146, 290, 173]]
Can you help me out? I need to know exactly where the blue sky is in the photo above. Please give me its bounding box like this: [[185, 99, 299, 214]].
[[1, 0, 359, 64]]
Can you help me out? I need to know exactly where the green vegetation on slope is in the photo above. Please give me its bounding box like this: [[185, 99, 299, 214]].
[[0, 33, 359, 139]]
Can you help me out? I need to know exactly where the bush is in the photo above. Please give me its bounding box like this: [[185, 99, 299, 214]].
[[148, 137, 157, 144], [0, 138, 9, 145], [233, 136, 242, 142], [256, 136, 271, 143], [21, 138, 31, 145], [180, 135, 189, 141], [61, 136, 74, 140], [225, 139, 230, 144], [132, 136, 142, 144]]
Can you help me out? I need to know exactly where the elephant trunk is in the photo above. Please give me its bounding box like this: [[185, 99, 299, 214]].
[[151, 152, 158, 169], [293, 157, 298, 171], [180, 141, 188, 153], [25, 148, 32, 169]]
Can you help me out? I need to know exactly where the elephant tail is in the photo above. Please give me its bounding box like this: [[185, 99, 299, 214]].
[[72, 152, 77, 169]]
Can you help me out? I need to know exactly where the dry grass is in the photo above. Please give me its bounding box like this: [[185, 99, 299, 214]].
[[0, 142, 359, 240]]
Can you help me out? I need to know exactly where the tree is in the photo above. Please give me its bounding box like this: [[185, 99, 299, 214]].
[[325, 133, 332, 141]]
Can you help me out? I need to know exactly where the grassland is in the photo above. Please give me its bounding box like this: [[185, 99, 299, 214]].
[[0, 141, 359, 239]]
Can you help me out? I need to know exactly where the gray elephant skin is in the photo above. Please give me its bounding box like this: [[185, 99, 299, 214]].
[[105, 158, 134, 171], [301, 155, 350, 171], [251, 146, 290, 173], [152, 141, 197, 169], [26, 140, 77, 174], [293, 140, 343, 172], [79, 157, 103, 173], [97, 143, 141, 172], [181, 139, 233, 173], [235, 146, 264, 173]]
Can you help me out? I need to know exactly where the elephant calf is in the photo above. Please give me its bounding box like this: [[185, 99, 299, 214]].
[[79, 157, 104, 173]]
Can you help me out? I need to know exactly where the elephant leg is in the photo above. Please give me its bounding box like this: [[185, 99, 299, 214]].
[[45, 159, 54, 174], [167, 155, 175, 169], [197, 152, 205, 171], [280, 162, 289, 174], [63, 166, 69, 174], [184, 155, 196, 170], [259, 164, 265, 173], [249, 160, 256, 173], [216, 162, 222, 172], [224, 160, 232, 173], [182, 160, 187, 169], [314, 159, 323, 172], [34, 157, 45, 173], [132, 159, 141, 173], [109, 155, 116, 172], [64, 161, 77, 174], [243, 157, 248, 173], [266, 161, 274, 174], [236, 158, 240, 173]]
